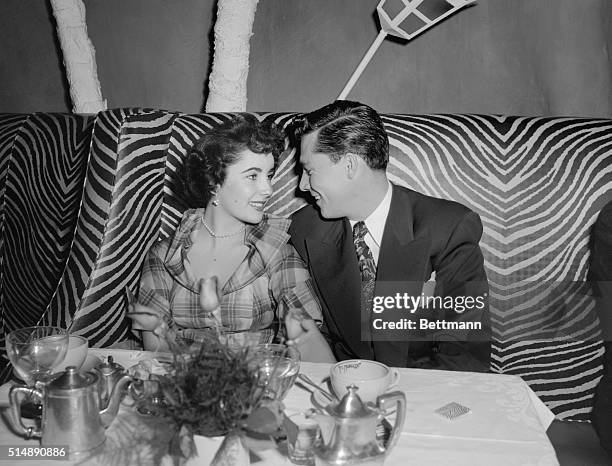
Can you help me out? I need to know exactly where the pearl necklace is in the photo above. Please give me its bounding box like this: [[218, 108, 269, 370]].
[[201, 218, 246, 239]]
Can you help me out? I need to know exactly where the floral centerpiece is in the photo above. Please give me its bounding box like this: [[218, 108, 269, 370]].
[[98, 277, 297, 466], [129, 330, 290, 465]]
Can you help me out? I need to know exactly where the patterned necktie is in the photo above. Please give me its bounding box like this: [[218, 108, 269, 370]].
[[353, 222, 376, 279], [353, 221, 376, 321]]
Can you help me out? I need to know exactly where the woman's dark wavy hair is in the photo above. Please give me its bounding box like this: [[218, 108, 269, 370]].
[[177, 114, 285, 208], [290, 100, 389, 170]]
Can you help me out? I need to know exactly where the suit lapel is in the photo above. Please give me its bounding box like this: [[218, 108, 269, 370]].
[[376, 186, 431, 284], [304, 185, 434, 366], [305, 219, 373, 359], [373, 185, 432, 366]]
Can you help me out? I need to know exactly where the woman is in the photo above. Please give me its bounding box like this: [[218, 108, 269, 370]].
[[128, 114, 334, 362]]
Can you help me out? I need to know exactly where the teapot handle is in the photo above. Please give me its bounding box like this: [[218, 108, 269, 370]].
[[376, 390, 406, 453], [9, 385, 43, 439]]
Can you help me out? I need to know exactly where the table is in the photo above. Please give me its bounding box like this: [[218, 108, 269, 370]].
[[284, 363, 558, 466], [0, 349, 559, 465]]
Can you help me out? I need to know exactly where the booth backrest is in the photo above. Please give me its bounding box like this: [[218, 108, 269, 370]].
[[0, 112, 94, 357], [1, 109, 611, 421]]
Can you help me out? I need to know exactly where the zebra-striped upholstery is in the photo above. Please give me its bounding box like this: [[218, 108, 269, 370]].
[[0, 113, 95, 379], [1, 110, 610, 422]]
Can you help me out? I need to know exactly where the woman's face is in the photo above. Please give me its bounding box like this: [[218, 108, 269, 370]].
[[214, 149, 275, 224]]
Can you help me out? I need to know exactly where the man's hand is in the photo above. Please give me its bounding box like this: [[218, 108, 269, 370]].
[[284, 309, 336, 363], [284, 309, 318, 345]]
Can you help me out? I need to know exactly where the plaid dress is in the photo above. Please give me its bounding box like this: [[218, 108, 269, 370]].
[[138, 209, 322, 344]]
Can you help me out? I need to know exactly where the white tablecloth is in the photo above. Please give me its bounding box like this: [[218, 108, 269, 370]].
[[283, 362, 558, 466], [0, 349, 559, 465]]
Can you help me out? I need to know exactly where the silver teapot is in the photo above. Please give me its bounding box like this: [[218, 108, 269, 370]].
[[9, 366, 132, 457], [92, 355, 128, 409], [313, 385, 406, 466]]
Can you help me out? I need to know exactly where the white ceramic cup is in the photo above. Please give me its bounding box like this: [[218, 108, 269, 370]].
[[330, 359, 400, 403], [61, 335, 89, 371]]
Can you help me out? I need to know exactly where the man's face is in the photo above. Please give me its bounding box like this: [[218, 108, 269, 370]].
[[298, 131, 351, 219]]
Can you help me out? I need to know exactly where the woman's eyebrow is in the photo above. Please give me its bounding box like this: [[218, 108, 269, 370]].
[[240, 167, 263, 173]]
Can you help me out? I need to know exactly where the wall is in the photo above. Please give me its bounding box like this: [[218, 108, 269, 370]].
[[249, 0, 612, 116], [1, 0, 611, 117], [0, 1, 69, 112], [0, 0, 213, 114], [85, 0, 213, 113]]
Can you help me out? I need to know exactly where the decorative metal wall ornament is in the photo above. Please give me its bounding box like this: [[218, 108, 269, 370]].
[[338, 0, 476, 100]]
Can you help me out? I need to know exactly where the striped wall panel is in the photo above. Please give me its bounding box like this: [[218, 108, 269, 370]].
[[382, 114, 612, 420], [0, 114, 94, 380], [0, 114, 29, 376], [0, 114, 30, 378], [41, 109, 176, 353]]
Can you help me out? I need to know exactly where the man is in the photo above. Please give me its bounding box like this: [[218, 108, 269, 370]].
[[288, 100, 490, 371]]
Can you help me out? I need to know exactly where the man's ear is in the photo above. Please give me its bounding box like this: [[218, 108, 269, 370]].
[[345, 153, 360, 179]]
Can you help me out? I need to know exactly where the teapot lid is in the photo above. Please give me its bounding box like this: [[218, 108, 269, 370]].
[[50, 366, 97, 391], [96, 355, 125, 375], [327, 385, 374, 418]]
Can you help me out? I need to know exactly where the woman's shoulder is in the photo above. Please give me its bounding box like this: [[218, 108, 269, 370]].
[[149, 208, 204, 260], [255, 214, 292, 244], [147, 236, 172, 260], [177, 208, 205, 232], [247, 214, 293, 264], [261, 213, 291, 232]]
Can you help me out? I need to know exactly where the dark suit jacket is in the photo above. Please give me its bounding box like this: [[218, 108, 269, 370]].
[[290, 183, 491, 372]]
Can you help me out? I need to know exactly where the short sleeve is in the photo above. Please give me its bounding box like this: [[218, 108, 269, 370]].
[[268, 243, 323, 325], [138, 242, 174, 328]]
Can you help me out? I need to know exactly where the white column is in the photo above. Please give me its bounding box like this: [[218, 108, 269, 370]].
[[205, 0, 259, 112], [50, 0, 106, 113]]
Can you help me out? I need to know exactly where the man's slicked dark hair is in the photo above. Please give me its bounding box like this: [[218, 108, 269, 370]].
[[290, 100, 389, 170]]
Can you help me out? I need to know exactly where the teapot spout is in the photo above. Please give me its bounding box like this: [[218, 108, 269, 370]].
[[100, 374, 132, 427]]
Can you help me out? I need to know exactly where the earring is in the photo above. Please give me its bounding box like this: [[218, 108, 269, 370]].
[[211, 186, 220, 207]]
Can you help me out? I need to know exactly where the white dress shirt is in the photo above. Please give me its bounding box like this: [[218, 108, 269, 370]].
[[349, 181, 393, 265]]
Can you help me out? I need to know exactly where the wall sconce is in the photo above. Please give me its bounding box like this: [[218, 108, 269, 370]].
[[338, 0, 476, 100]]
